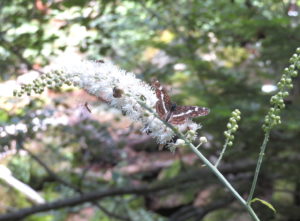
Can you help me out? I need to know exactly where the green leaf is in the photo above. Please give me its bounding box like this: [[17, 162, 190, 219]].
[[250, 198, 276, 213], [0, 109, 9, 123], [159, 160, 181, 179]]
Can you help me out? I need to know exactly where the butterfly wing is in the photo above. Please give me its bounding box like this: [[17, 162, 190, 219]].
[[152, 80, 172, 118], [170, 106, 210, 125]]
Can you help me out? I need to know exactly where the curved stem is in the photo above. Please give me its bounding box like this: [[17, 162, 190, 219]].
[[187, 141, 259, 221], [247, 131, 270, 204], [139, 101, 260, 221]]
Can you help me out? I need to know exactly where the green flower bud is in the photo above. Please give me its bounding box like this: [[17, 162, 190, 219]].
[[286, 78, 292, 84], [291, 71, 298, 77], [224, 131, 230, 138], [284, 67, 289, 74], [228, 141, 233, 146], [283, 92, 289, 97], [230, 118, 237, 124]]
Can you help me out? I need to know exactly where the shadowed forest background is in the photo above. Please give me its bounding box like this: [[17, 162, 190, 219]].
[[0, 0, 300, 220]]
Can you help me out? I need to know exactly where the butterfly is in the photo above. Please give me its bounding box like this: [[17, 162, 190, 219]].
[[152, 80, 210, 125]]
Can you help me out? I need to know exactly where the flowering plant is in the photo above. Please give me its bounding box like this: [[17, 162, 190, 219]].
[[14, 59, 202, 145], [14, 47, 300, 221]]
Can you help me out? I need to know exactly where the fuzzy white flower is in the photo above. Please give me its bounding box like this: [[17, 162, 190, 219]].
[[51, 59, 202, 144]]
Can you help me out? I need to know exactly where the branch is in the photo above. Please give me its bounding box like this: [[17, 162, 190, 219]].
[[0, 182, 173, 221], [24, 147, 130, 221], [4, 153, 295, 221]]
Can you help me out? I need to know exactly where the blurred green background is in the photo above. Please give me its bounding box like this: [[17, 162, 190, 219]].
[[0, 0, 300, 220]]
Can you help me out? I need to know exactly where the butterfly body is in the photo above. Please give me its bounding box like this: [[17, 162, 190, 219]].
[[153, 80, 209, 125]]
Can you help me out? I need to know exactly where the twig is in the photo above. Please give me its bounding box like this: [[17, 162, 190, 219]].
[[0, 179, 175, 221], [215, 138, 229, 168], [23, 147, 130, 221]]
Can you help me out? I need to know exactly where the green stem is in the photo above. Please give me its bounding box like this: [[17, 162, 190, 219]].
[[247, 131, 270, 204], [138, 102, 260, 221], [184, 136, 259, 221], [215, 138, 229, 168]]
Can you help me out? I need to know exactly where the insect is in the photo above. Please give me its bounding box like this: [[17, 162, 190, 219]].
[[95, 59, 104, 63], [152, 80, 209, 124], [113, 87, 124, 98], [84, 102, 92, 113]]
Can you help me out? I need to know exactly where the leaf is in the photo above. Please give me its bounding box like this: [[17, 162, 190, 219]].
[[250, 198, 276, 213], [0, 109, 8, 123], [159, 160, 181, 179]]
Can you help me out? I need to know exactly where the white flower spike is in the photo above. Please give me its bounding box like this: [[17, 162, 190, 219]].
[[51, 59, 204, 145]]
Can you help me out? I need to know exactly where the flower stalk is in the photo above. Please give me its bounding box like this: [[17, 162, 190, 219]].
[[247, 48, 300, 204], [215, 109, 241, 168], [139, 102, 260, 221]]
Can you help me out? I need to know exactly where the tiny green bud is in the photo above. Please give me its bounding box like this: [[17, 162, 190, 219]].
[[279, 103, 285, 109], [286, 78, 292, 84], [199, 136, 208, 144], [224, 131, 230, 138], [235, 109, 241, 114], [281, 78, 286, 84], [284, 67, 289, 74], [230, 118, 237, 124], [291, 71, 298, 77], [228, 141, 233, 146], [297, 47, 300, 54], [227, 123, 232, 129], [289, 64, 295, 70], [283, 91, 289, 97], [230, 135, 234, 140]]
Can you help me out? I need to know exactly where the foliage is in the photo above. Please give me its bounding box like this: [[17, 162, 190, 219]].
[[1, 0, 300, 220]]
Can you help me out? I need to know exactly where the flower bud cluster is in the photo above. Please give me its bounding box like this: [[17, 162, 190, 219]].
[[224, 109, 241, 147], [263, 48, 300, 132], [13, 71, 73, 97]]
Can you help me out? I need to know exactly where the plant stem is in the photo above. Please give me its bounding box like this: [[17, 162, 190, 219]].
[[247, 131, 270, 204], [184, 137, 260, 221], [215, 138, 229, 168], [139, 102, 260, 221]]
